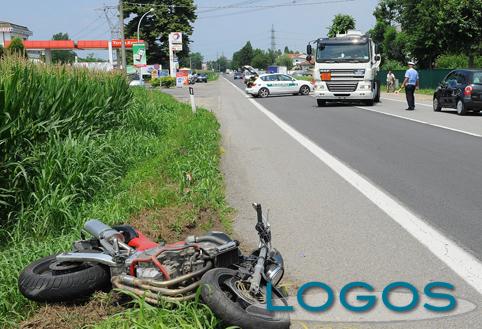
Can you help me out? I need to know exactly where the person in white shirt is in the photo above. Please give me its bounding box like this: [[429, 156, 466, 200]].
[[386, 71, 395, 93]]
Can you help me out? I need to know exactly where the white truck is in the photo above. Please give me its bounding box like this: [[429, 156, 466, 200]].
[[306, 30, 381, 107]]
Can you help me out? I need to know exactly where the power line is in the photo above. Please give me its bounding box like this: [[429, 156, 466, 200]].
[[124, 0, 354, 10]]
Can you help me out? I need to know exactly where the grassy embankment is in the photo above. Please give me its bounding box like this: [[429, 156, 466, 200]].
[[0, 57, 229, 328]]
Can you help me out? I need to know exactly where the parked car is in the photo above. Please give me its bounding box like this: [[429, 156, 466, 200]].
[[196, 73, 208, 83], [433, 69, 482, 115], [129, 79, 145, 87], [245, 73, 314, 98], [233, 72, 243, 79]]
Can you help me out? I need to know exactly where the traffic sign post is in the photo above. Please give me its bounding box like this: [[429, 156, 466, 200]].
[[169, 32, 183, 77], [189, 87, 196, 113]]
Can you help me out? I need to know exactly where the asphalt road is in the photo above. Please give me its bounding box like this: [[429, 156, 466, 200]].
[[164, 77, 482, 328], [232, 79, 482, 259]]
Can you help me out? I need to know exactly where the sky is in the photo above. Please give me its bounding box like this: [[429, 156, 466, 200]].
[[1, 0, 379, 61]]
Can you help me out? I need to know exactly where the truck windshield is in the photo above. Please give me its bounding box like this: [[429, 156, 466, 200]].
[[316, 42, 370, 63]]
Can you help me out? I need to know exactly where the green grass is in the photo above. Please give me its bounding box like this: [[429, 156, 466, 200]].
[[295, 75, 313, 81], [0, 73, 228, 327], [381, 83, 435, 95], [0, 56, 131, 236], [94, 293, 222, 329]]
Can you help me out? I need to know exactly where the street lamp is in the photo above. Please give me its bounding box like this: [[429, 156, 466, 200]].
[[137, 8, 154, 42], [136, 8, 154, 83]]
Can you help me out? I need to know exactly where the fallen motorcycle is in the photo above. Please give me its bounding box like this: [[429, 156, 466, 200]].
[[18, 203, 289, 328]]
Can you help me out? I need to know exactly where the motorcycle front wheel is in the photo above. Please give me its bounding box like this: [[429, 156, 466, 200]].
[[200, 268, 290, 329], [18, 254, 111, 302]]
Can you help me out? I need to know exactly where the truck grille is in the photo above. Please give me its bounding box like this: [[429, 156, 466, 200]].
[[326, 82, 358, 92], [322, 69, 365, 80]]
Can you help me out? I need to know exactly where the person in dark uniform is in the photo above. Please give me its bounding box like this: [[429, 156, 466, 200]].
[[396, 61, 419, 110]]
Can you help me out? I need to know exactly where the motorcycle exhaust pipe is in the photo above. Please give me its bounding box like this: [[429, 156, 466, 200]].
[[84, 219, 124, 242]]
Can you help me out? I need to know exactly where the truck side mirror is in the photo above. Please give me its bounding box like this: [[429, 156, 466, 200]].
[[306, 44, 312, 55], [374, 54, 381, 61], [306, 55, 312, 62]]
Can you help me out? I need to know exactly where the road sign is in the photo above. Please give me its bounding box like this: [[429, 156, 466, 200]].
[[169, 32, 182, 44], [132, 42, 147, 67], [171, 44, 182, 51]]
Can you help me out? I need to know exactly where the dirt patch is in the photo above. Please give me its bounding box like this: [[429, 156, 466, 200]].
[[20, 292, 123, 329], [128, 204, 225, 243]]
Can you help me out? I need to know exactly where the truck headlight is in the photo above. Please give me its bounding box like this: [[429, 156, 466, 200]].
[[358, 83, 371, 90]]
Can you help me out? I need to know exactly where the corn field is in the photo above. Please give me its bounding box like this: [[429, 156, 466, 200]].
[[0, 56, 131, 237]]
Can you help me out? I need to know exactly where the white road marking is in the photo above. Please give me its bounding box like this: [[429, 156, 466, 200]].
[[305, 94, 481, 138], [224, 76, 482, 295], [381, 96, 432, 107], [355, 106, 482, 138]]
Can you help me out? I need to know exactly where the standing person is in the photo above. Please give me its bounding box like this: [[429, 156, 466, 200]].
[[396, 61, 419, 110], [386, 70, 395, 92]]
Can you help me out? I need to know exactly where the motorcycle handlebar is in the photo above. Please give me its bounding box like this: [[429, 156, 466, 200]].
[[252, 203, 263, 224]]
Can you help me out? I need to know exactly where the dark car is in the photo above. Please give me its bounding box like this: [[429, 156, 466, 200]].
[[433, 69, 482, 115], [233, 72, 243, 80], [196, 73, 208, 83]]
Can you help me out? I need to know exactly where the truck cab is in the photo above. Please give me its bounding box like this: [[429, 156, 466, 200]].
[[307, 30, 381, 106]]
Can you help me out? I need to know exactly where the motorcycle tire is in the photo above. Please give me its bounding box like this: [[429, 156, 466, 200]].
[[18, 254, 111, 303], [200, 268, 290, 329]]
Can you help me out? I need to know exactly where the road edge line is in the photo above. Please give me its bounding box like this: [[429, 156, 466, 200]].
[[381, 96, 432, 107], [224, 76, 482, 295]]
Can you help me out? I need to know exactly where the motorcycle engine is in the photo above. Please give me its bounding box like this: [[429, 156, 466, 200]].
[[135, 247, 206, 281]]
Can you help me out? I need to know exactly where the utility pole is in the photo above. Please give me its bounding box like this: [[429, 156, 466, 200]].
[[119, 0, 127, 71]]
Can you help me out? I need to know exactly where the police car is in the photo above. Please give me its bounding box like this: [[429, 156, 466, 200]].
[[245, 73, 313, 98]]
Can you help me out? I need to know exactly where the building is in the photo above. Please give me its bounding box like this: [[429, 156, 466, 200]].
[[288, 53, 307, 67], [0, 21, 33, 47]]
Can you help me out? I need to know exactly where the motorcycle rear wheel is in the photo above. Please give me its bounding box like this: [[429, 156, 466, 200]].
[[200, 268, 290, 329], [18, 254, 111, 302]]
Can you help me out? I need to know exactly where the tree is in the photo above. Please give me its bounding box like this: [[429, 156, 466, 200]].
[[327, 14, 356, 37], [231, 50, 241, 69], [124, 0, 196, 66], [237, 41, 254, 66], [283, 46, 292, 54], [7, 37, 26, 56], [251, 49, 271, 69], [217, 55, 229, 72], [0, 44, 4, 58], [78, 53, 106, 63], [441, 0, 482, 67], [190, 52, 203, 69], [51, 32, 76, 64], [275, 54, 293, 70], [399, 0, 446, 68], [179, 52, 203, 69]]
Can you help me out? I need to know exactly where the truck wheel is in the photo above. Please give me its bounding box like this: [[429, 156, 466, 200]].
[[317, 99, 326, 107], [365, 99, 375, 106], [374, 80, 380, 103]]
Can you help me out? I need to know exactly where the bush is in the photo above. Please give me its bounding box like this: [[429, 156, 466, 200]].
[[160, 76, 176, 88], [150, 77, 160, 87], [381, 59, 405, 71], [435, 54, 468, 69]]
